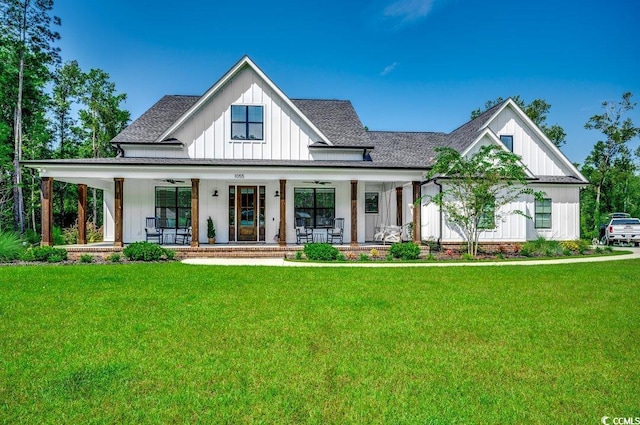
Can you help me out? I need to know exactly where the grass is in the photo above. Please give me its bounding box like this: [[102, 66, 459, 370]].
[[1, 261, 639, 423]]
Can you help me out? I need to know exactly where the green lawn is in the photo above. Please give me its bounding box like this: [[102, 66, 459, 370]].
[[1, 261, 639, 424]]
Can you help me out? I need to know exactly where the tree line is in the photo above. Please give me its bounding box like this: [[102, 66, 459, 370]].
[[0, 0, 129, 235]]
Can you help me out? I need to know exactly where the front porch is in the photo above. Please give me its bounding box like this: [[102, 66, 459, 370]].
[[35, 167, 426, 249]]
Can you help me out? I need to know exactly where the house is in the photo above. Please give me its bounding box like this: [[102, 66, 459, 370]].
[[23, 56, 588, 248]]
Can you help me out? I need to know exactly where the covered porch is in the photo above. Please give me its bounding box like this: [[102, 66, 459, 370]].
[[28, 161, 425, 249]]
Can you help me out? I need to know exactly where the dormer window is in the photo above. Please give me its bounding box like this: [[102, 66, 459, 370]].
[[499, 135, 513, 152], [231, 105, 263, 140]]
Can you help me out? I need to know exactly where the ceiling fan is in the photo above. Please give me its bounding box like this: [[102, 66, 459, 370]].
[[303, 181, 331, 185]]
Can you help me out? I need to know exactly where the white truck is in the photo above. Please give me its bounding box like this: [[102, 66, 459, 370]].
[[604, 217, 640, 246]]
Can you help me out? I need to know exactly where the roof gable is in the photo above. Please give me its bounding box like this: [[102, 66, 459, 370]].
[[154, 56, 332, 146]]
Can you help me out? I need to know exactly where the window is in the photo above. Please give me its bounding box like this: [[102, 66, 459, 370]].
[[535, 198, 552, 229], [500, 135, 513, 152], [294, 188, 335, 228], [155, 187, 191, 229], [478, 198, 495, 230], [365, 192, 379, 213], [231, 105, 263, 140]]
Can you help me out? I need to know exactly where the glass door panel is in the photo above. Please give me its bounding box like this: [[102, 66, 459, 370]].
[[237, 186, 257, 241]]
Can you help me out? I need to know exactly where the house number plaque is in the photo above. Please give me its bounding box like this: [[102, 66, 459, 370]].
[[234, 173, 245, 179]]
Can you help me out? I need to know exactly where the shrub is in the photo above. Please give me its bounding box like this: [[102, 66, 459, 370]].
[[561, 240, 580, 252], [108, 253, 122, 263], [25, 246, 68, 262], [520, 246, 532, 257], [345, 252, 357, 261], [389, 242, 421, 260], [294, 250, 303, 260], [63, 221, 104, 245], [461, 253, 474, 261], [369, 248, 380, 258], [0, 231, 25, 262], [521, 237, 564, 257], [123, 242, 175, 261], [336, 252, 346, 261], [303, 243, 340, 261], [80, 254, 94, 263], [358, 253, 369, 261], [53, 226, 65, 246], [22, 228, 40, 246]]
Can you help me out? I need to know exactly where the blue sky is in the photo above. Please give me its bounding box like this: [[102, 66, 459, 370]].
[[54, 0, 640, 165]]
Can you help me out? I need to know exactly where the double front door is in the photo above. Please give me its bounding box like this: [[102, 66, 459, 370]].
[[230, 186, 265, 242]]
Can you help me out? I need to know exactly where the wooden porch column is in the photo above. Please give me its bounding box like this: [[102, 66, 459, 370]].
[[350, 180, 358, 246], [278, 179, 286, 246], [114, 178, 124, 248], [78, 184, 87, 244], [396, 186, 403, 226], [412, 181, 421, 243], [41, 177, 53, 246], [191, 178, 200, 247]]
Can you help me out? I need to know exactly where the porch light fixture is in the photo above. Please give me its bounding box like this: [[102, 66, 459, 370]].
[[275, 190, 280, 197], [212, 189, 219, 197]]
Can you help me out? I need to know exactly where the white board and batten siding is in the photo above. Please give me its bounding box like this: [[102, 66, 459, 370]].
[[527, 185, 580, 241], [164, 66, 322, 162], [420, 182, 580, 243], [488, 106, 572, 177]]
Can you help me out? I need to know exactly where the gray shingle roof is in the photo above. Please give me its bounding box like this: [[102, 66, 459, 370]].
[[446, 100, 506, 152], [291, 99, 369, 146], [367, 131, 448, 167], [532, 175, 588, 184], [111, 95, 199, 144]]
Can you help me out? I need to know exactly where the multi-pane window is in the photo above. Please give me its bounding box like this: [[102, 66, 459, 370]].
[[365, 192, 379, 213], [535, 198, 552, 229], [294, 188, 335, 228], [500, 135, 514, 152], [155, 187, 191, 229], [478, 199, 495, 230], [231, 105, 263, 140]]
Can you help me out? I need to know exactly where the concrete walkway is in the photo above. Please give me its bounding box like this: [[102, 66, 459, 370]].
[[182, 247, 640, 267]]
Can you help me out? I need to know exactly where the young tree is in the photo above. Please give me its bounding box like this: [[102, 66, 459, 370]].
[[471, 96, 567, 147], [427, 144, 543, 257], [582, 92, 640, 235], [0, 0, 60, 234]]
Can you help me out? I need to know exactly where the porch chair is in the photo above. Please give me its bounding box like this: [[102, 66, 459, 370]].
[[145, 217, 163, 244], [374, 224, 386, 243], [383, 225, 402, 244], [328, 218, 344, 244], [295, 217, 313, 244], [175, 219, 192, 245]]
